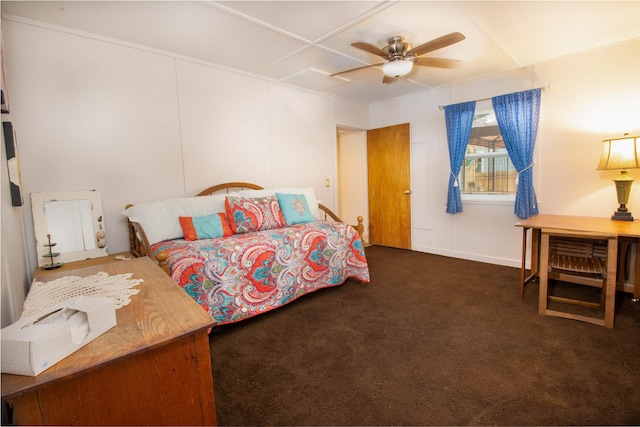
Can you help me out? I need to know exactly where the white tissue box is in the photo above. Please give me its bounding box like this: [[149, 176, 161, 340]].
[[1, 296, 116, 376]]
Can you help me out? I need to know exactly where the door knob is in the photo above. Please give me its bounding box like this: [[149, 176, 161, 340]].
[[404, 190, 412, 194]]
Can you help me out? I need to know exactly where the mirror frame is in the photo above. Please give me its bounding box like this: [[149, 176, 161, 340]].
[[31, 190, 108, 267]]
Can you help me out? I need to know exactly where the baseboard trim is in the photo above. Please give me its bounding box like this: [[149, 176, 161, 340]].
[[410, 245, 523, 269]]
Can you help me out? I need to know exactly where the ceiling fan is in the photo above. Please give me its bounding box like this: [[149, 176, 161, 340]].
[[331, 32, 465, 84]]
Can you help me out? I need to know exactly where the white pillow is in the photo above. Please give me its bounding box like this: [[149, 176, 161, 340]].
[[237, 187, 319, 213], [122, 193, 235, 245]]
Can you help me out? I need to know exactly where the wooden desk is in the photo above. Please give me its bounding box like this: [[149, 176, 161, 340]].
[[516, 214, 640, 301], [2, 257, 217, 426]]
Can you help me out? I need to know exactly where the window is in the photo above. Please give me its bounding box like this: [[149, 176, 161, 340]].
[[460, 109, 517, 195]]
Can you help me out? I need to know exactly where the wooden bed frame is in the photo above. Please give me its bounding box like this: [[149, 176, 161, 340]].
[[126, 182, 365, 274]]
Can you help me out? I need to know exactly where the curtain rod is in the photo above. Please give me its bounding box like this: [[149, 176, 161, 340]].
[[438, 85, 550, 111]]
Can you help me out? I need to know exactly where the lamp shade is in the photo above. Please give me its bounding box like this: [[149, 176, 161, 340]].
[[597, 135, 640, 170], [382, 60, 413, 77]]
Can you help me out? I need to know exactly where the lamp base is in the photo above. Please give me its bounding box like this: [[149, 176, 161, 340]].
[[611, 174, 635, 221], [612, 210, 634, 221]]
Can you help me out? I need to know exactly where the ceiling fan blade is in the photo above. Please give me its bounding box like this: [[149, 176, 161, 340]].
[[330, 62, 384, 77], [407, 32, 465, 57], [382, 75, 398, 84], [415, 57, 463, 68], [352, 42, 389, 58]]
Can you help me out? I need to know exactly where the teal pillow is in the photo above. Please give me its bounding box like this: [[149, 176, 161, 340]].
[[276, 193, 315, 225]]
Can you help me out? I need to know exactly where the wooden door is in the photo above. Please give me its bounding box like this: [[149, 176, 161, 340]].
[[367, 123, 411, 249]]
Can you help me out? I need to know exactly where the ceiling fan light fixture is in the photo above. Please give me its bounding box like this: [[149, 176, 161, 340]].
[[382, 59, 413, 77], [335, 33, 465, 82]]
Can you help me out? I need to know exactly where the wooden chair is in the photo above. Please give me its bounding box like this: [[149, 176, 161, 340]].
[[539, 228, 618, 328]]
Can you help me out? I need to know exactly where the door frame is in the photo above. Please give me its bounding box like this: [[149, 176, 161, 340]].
[[336, 126, 369, 243]]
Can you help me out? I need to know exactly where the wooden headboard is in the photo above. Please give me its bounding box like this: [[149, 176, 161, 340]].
[[126, 182, 365, 273], [195, 181, 263, 196], [194, 182, 363, 227]]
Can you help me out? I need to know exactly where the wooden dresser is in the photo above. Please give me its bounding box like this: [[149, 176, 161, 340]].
[[2, 256, 217, 426]]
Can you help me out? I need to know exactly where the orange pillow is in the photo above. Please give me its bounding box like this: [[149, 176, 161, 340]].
[[179, 213, 233, 241]]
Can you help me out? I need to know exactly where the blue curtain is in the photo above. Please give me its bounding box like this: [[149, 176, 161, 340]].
[[492, 88, 541, 219], [444, 101, 476, 213]]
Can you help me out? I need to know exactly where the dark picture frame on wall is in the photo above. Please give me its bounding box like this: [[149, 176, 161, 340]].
[[3, 122, 23, 206], [1, 36, 8, 114], [0, 90, 8, 115]]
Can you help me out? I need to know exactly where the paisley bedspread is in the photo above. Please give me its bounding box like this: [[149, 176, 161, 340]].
[[152, 221, 370, 326]]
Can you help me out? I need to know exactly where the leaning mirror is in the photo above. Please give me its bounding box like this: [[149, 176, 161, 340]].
[[31, 190, 108, 268]]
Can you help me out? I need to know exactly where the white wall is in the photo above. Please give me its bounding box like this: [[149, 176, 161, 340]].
[[1, 16, 30, 326], [4, 20, 186, 275], [176, 59, 271, 193], [267, 83, 335, 205], [370, 40, 640, 268]]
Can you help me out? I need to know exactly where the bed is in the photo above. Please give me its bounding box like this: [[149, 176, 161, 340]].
[[124, 182, 370, 326]]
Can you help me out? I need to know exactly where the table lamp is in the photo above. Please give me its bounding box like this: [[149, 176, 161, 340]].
[[597, 134, 640, 221]]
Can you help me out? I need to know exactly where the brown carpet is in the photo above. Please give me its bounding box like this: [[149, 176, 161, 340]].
[[208, 245, 640, 426]]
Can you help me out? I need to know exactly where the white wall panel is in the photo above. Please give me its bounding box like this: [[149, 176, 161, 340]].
[[267, 83, 334, 207], [536, 40, 640, 218], [176, 60, 271, 194], [330, 97, 369, 130], [451, 67, 535, 105], [369, 97, 404, 129], [3, 20, 183, 269], [404, 88, 450, 144], [410, 141, 436, 231], [452, 202, 523, 265]]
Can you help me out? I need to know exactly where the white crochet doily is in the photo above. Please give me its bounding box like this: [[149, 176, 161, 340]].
[[21, 272, 144, 318]]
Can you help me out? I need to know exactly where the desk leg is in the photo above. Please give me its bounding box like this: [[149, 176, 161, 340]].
[[614, 237, 640, 302], [604, 238, 618, 328], [634, 238, 640, 302], [520, 227, 541, 298], [538, 233, 550, 314], [531, 228, 540, 280], [520, 227, 528, 298]]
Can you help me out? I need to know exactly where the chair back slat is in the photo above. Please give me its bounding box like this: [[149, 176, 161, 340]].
[[548, 236, 607, 277]]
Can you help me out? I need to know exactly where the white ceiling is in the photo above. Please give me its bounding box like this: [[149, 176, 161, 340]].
[[2, 1, 639, 104]]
